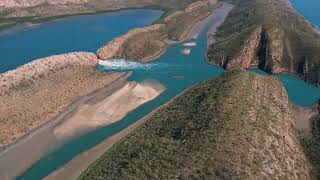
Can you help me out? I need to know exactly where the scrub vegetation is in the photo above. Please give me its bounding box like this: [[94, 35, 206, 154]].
[[79, 70, 310, 179], [301, 114, 320, 178]]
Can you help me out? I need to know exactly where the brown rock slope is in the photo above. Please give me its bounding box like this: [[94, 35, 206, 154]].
[[79, 69, 311, 179], [0, 52, 123, 147], [207, 0, 320, 85]]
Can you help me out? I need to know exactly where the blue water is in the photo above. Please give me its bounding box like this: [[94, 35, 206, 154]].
[[289, 0, 320, 28], [248, 68, 320, 106], [16, 8, 228, 180], [0, 9, 163, 73], [1, 1, 319, 179]]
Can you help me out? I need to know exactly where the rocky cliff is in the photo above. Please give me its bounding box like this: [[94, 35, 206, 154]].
[[79, 69, 311, 179], [207, 0, 320, 86]]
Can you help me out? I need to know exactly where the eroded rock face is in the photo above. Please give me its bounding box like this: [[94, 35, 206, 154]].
[[225, 27, 262, 69], [0, 52, 98, 95], [206, 0, 320, 85]]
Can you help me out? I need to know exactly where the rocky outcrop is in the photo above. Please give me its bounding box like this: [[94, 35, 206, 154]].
[[97, 24, 166, 61], [223, 27, 262, 69], [0, 52, 98, 96], [207, 0, 320, 85], [80, 70, 311, 179]]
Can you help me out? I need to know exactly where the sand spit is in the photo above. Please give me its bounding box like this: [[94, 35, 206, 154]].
[[54, 80, 165, 138], [0, 52, 123, 147]]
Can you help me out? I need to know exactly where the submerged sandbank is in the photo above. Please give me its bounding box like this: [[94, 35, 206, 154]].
[[54, 80, 165, 138], [44, 3, 234, 179], [0, 70, 131, 180]]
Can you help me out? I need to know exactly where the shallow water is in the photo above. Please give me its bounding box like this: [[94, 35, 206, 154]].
[[248, 68, 320, 106], [0, 1, 319, 179]]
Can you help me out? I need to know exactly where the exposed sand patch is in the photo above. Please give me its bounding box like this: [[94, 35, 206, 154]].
[[291, 104, 318, 135], [183, 42, 197, 47], [53, 80, 165, 138], [181, 48, 191, 55]]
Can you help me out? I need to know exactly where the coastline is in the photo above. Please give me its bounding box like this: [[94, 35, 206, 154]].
[[44, 3, 234, 179], [286, 0, 320, 35]]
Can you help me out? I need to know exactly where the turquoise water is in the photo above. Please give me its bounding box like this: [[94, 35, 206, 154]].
[[1, 1, 319, 179], [248, 68, 320, 106], [16, 8, 228, 179], [0, 9, 163, 73], [289, 0, 320, 28]]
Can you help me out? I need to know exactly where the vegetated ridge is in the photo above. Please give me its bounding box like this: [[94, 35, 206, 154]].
[[207, 0, 320, 86], [79, 69, 311, 179]]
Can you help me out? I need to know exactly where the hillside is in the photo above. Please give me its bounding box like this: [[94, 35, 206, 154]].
[[79, 70, 311, 179], [302, 113, 320, 178], [206, 0, 320, 86]]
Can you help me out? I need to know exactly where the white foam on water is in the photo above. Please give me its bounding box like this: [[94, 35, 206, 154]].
[[97, 59, 166, 70]]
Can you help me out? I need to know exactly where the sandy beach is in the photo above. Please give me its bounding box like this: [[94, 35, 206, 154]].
[[291, 104, 319, 135]]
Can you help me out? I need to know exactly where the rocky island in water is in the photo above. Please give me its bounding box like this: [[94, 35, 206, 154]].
[[0, 0, 320, 179]]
